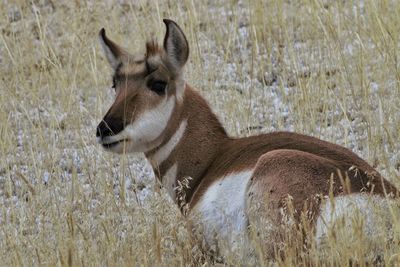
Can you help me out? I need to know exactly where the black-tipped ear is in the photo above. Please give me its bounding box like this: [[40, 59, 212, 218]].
[[163, 19, 189, 72], [98, 28, 130, 69]]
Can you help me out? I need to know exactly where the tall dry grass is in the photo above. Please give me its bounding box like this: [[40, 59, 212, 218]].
[[0, 0, 400, 266]]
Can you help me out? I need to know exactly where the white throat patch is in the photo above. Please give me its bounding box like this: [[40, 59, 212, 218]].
[[101, 96, 176, 152]]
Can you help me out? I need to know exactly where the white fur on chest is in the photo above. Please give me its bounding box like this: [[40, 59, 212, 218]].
[[191, 170, 253, 249]]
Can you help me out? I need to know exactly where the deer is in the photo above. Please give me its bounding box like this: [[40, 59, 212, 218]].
[[96, 19, 399, 261]]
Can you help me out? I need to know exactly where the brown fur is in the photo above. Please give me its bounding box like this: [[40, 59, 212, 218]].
[[147, 84, 398, 212], [98, 19, 399, 257], [146, 39, 161, 57], [97, 21, 188, 154], [146, 86, 228, 200], [192, 132, 397, 207], [99, 19, 398, 213]]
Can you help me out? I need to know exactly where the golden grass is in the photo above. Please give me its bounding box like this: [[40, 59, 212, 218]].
[[1, 0, 400, 266]]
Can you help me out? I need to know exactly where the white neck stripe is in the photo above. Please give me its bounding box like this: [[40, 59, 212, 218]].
[[151, 119, 187, 167]]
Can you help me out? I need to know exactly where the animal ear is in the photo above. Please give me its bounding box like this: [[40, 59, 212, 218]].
[[162, 19, 189, 73], [99, 28, 130, 69]]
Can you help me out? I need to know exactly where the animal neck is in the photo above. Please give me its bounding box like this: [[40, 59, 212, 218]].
[[145, 85, 229, 207]]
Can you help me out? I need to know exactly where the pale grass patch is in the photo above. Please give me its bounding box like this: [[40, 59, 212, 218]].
[[0, 0, 399, 266]]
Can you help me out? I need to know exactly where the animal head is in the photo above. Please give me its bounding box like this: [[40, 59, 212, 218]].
[[96, 19, 189, 153]]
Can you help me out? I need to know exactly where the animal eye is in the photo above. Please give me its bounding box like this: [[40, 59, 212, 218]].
[[148, 80, 167, 95]]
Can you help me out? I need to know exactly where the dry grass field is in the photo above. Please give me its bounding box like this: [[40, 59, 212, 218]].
[[1, 0, 400, 266]]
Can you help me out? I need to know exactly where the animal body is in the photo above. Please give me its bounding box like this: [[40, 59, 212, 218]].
[[96, 19, 398, 260]]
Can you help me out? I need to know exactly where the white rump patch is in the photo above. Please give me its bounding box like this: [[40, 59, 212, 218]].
[[191, 170, 253, 250], [162, 163, 178, 200], [315, 194, 396, 260], [150, 119, 187, 167]]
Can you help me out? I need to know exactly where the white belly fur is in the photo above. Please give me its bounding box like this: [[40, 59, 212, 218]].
[[191, 174, 395, 260], [190, 170, 253, 251]]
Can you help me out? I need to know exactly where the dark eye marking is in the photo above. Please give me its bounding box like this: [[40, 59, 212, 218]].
[[148, 80, 167, 95]]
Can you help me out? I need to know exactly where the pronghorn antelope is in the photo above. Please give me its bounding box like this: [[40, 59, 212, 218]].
[[96, 19, 398, 259]]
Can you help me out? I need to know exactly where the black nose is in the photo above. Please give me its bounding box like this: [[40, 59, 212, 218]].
[[96, 118, 125, 138]]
